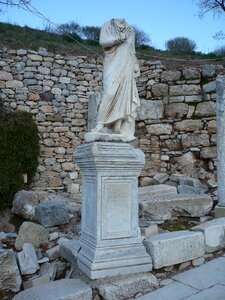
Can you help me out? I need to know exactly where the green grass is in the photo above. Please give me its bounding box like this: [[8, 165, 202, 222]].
[[0, 22, 103, 56]]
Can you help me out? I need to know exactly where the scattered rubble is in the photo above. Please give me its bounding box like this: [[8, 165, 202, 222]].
[[0, 173, 221, 299]]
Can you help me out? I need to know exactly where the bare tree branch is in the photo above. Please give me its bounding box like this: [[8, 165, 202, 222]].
[[0, 0, 31, 12], [213, 30, 225, 39], [196, 0, 225, 18], [196, 1, 225, 39]]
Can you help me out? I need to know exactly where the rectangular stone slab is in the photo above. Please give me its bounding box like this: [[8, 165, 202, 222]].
[[144, 230, 204, 269], [139, 194, 213, 221]]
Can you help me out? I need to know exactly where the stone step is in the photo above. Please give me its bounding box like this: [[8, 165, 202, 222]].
[[138, 184, 177, 200], [12, 279, 92, 300], [144, 230, 204, 269], [139, 194, 213, 221]]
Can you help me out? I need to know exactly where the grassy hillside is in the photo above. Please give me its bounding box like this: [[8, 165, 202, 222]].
[[0, 22, 103, 56], [0, 22, 224, 67]]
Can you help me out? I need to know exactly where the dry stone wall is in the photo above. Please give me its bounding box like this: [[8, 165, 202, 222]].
[[0, 47, 224, 192]]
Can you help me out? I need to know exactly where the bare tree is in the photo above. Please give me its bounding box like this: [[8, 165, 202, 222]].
[[196, 0, 225, 18], [165, 37, 197, 52], [133, 26, 151, 46], [57, 21, 82, 36], [196, 0, 225, 39], [0, 0, 31, 12]]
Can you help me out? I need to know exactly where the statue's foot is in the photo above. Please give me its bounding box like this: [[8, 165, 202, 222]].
[[114, 119, 122, 134], [91, 123, 103, 132]]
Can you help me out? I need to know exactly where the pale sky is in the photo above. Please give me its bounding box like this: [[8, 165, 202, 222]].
[[1, 0, 225, 53]]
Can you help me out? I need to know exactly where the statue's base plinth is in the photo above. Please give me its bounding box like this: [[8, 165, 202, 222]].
[[85, 132, 135, 143], [74, 142, 152, 279]]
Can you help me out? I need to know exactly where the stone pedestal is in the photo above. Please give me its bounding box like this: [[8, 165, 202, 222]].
[[215, 76, 225, 218], [74, 142, 152, 279]]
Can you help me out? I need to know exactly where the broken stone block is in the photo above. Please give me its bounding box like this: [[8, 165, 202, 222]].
[[177, 185, 205, 194], [35, 200, 70, 228], [177, 185, 198, 194], [144, 231, 204, 269], [153, 173, 170, 184], [139, 177, 157, 187], [59, 239, 81, 265], [17, 243, 39, 275], [45, 245, 60, 261], [15, 221, 49, 250], [207, 180, 217, 188], [139, 184, 177, 201], [12, 279, 92, 300], [141, 224, 158, 238], [139, 194, 213, 221], [12, 190, 39, 221], [170, 173, 186, 182], [39, 262, 56, 281], [0, 249, 22, 292], [191, 217, 225, 252], [97, 273, 159, 300], [23, 273, 50, 290], [179, 177, 203, 188]]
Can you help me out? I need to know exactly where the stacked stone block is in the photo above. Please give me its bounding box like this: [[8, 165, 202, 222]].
[[0, 47, 223, 191]]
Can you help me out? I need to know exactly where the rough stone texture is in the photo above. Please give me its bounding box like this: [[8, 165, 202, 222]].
[[178, 185, 201, 194], [153, 173, 169, 183], [59, 239, 81, 265], [174, 120, 203, 132], [146, 124, 172, 135], [195, 101, 215, 117], [139, 194, 213, 221], [0, 71, 13, 81], [165, 103, 189, 118], [45, 245, 60, 261], [12, 190, 39, 221], [23, 274, 50, 290], [141, 224, 158, 238], [17, 243, 39, 275], [144, 231, 205, 269], [1, 49, 223, 189], [35, 200, 70, 228], [15, 221, 49, 250], [0, 249, 22, 292], [12, 279, 92, 300], [97, 273, 159, 300], [138, 184, 177, 200], [191, 217, 225, 252], [137, 99, 163, 120]]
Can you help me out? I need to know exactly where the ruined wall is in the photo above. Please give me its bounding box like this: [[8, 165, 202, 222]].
[[0, 47, 223, 192]]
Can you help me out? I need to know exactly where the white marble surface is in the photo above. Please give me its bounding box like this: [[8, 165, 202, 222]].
[[216, 75, 225, 206], [74, 142, 152, 279], [191, 217, 225, 252], [91, 19, 140, 141], [144, 231, 204, 269]]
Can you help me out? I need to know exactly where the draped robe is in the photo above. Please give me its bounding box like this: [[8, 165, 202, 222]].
[[97, 19, 140, 131]]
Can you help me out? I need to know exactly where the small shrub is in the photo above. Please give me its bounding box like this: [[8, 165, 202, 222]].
[[0, 106, 40, 210], [165, 37, 197, 53]]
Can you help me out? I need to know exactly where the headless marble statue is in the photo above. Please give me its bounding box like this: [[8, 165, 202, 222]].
[[90, 18, 140, 142]]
